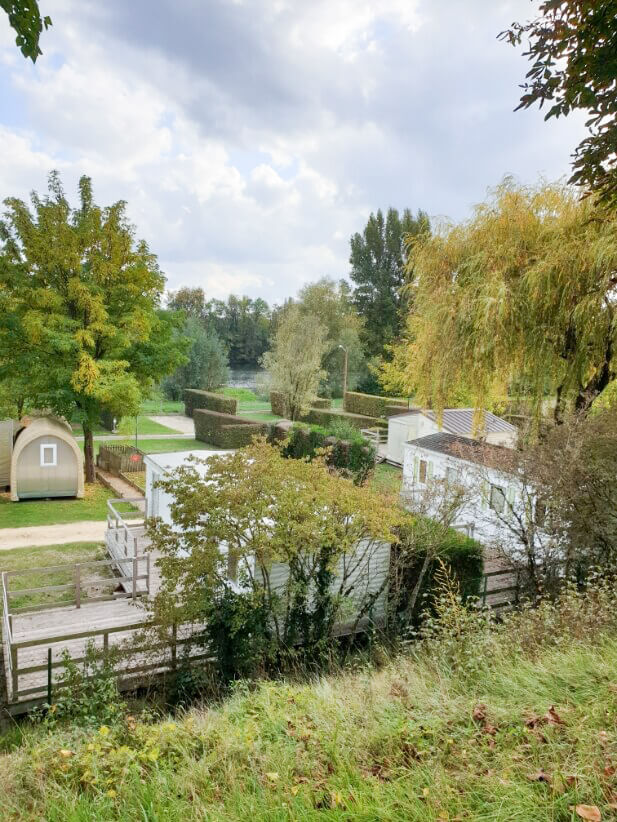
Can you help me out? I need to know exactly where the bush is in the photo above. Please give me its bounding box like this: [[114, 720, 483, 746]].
[[301, 406, 385, 429], [344, 391, 407, 419], [282, 424, 376, 485], [311, 397, 332, 409], [184, 389, 237, 418], [194, 408, 267, 448], [270, 390, 288, 417]]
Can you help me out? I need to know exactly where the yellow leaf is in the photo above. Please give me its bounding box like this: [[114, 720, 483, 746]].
[[59, 749, 74, 758], [98, 725, 110, 737], [266, 772, 279, 781], [290, 786, 299, 796], [574, 806, 602, 821], [106, 790, 117, 799]]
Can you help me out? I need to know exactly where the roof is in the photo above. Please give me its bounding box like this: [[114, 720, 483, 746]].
[[13, 415, 76, 444], [144, 449, 233, 476], [424, 408, 516, 436], [406, 432, 519, 473]]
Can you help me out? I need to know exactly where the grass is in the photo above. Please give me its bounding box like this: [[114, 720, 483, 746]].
[[0, 483, 114, 529], [369, 463, 403, 496], [140, 398, 184, 415], [2, 593, 617, 820], [0, 542, 109, 610], [96, 438, 216, 456]]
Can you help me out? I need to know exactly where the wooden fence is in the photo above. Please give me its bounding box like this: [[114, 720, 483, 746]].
[[97, 444, 145, 474]]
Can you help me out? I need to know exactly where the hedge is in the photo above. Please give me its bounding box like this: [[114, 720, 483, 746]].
[[343, 391, 408, 419], [301, 407, 386, 430], [391, 519, 484, 628], [184, 389, 237, 418], [194, 409, 267, 448], [281, 425, 376, 485], [270, 391, 288, 417], [311, 397, 332, 409]]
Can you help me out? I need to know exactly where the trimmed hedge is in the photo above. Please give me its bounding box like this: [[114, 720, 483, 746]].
[[270, 391, 288, 417], [301, 407, 386, 430], [281, 425, 376, 485], [344, 391, 407, 419], [185, 389, 237, 418], [194, 409, 267, 448], [311, 397, 332, 409]]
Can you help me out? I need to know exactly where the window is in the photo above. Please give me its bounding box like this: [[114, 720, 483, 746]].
[[40, 443, 57, 468], [418, 459, 427, 483], [535, 499, 547, 528], [489, 484, 506, 514], [446, 466, 460, 485]]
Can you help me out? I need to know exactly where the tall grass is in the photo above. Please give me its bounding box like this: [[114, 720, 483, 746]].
[[2, 582, 617, 820]]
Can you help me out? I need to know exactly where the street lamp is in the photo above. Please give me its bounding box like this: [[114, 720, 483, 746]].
[[337, 344, 348, 399]]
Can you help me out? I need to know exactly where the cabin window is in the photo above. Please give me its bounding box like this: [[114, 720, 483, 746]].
[[446, 466, 459, 485], [489, 484, 506, 514], [418, 459, 427, 483], [40, 444, 57, 468]]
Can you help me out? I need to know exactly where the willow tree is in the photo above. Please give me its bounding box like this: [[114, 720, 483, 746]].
[[381, 180, 617, 423], [0, 172, 186, 481]]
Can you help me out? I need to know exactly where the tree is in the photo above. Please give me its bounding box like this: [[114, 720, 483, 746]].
[[349, 207, 430, 358], [262, 304, 327, 420], [501, 1, 617, 207], [382, 180, 617, 423], [148, 440, 401, 679], [0, 172, 187, 481], [1, 0, 51, 61], [167, 286, 206, 319], [296, 278, 365, 396], [162, 317, 229, 400]]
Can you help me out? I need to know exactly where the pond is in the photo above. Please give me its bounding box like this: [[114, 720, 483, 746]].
[[226, 369, 265, 391]]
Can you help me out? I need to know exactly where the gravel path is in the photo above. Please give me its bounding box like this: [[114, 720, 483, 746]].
[[147, 415, 195, 435], [0, 521, 108, 550]]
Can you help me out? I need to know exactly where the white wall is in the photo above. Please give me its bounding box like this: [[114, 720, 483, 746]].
[[387, 414, 439, 465]]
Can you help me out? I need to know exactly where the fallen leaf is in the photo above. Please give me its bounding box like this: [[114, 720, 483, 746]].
[[290, 786, 299, 796], [472, 704, 487, 723], [566, 775, 579, 787], [544, 706, 565, 726], [528, 769, 551, 784], [59, 749, 74, 759], [604, 765, 616, 777], [574, 805, 601, 821], [265, 772, 279, 781]]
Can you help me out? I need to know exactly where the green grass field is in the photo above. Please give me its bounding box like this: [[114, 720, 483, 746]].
[[0, 542, 109, 610], [2, 592, 617, 821], [0, 484, 114, 529], [369, 463, 402, 496]]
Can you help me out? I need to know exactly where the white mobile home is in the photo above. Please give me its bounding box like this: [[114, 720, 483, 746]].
[[402, 432, 546, 560], [144, 450, 391, 626], [386, 408, 517, 466]]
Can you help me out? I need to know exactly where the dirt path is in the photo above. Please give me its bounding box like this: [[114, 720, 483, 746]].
[[147, 414, 195, 435], [0, 521, 108, 550]]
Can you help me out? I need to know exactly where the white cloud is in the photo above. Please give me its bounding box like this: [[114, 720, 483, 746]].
[[0, 0, 590, 303]]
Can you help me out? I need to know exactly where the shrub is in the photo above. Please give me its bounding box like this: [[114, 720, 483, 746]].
[[344, 391, 407, 419], [311, 397, 332, 409], [270, 390, 288, 417], [194, 408, 267, 448], [184, 389, 237, 418], [282, 424, 376, 485], [301, 406, 384, 429]]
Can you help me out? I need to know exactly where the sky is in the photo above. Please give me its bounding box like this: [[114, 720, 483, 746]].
[[0, 0, 588, 303]]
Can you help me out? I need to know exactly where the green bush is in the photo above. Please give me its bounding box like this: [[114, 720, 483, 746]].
[[184, 389, 237, 418], [301, 406, 384, 429], [194, 408, 267, 448], [270, 391, 288, 417], [311, 397, 332, 409], [344, 391, 407, 418], [282, 424, 376, 485]]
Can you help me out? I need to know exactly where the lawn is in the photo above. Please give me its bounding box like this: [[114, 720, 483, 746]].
[[0, 483, 114, 529], [369, 462, 403, 496], [98, 438, 218, 455], [0, 541, 110, 611], [140, 398, 184, 415]]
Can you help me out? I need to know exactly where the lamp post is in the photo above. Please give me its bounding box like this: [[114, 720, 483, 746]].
[[337, 344, 348, 399]]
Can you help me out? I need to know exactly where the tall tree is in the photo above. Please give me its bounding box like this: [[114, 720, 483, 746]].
[[381, 180, 617, 423], [262, 304, 327, 420], [162, 316, 229, 400], [167, 286, 207, 319], [0, 172, 186, 481], [296, 278, 365, 396], [501, 1, 617, 206], [349, 207, 430, 358], [1, 0, 51, 61]]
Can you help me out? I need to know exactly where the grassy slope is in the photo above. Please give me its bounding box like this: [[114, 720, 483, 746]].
[[0, 542, 108, 610], [0, 484, 114, 529], [2, 636, 617, 820]]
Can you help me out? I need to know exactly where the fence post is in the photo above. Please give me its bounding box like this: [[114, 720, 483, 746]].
[[75, 564, 81, 609], [132, 557, 137, 600], [146, 552, 151, 595], [482, 574, 488, 607], [103, 632, 109, 656], [171, 624, 177, 672], [47, 648, 52, 706], [11, 646, 17, 700]]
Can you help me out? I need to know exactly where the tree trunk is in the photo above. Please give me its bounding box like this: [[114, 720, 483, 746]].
[[83, 421, 95, 484], [402, 552, 432, 624]]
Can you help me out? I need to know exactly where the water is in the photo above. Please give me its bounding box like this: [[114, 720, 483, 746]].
[[227, 369, 264, 391]]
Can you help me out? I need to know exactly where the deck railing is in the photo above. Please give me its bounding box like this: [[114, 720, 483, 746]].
[[107, 497, 148, 558]]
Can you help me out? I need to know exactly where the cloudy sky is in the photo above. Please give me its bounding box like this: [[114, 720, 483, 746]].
[[0, 0, 587, 302]]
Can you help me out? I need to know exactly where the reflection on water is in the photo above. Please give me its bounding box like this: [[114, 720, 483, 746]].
[[227, 369, 264, 390]]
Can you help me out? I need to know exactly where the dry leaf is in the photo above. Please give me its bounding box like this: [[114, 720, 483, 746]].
[[528, 769, 551, 784], [545, 706, 565, 726], [265, 772, 279, 781], [58, 749, 74, 758], [574, 805, 601, 821], [472, 704, 487, 723]]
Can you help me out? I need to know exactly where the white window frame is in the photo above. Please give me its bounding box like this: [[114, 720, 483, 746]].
[[40, 443, 57, 468], [489, 483, 506, 514]]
